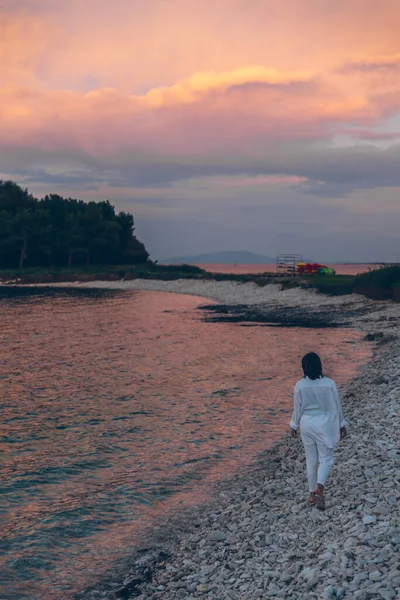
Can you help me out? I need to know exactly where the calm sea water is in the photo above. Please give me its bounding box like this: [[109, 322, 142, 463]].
[[0, 289, 371, 599]]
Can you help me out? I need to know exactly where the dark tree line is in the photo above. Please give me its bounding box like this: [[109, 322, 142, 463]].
[[0, 181, 150, 269]]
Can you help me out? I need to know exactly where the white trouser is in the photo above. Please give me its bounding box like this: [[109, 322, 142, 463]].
[[304, 442, 334, 492]]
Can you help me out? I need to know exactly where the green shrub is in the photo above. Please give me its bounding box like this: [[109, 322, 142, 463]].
[[354, 265, 400, 290], [300, 275, 354, 296], [156, 263, 206, 274]]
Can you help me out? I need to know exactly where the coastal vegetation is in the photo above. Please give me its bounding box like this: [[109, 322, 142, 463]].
[[284, 266, 399, 300], [353, 265, 400, 300], [1, 264, 399, 302], [0, 181, 149, 269], [0, 183, 398, 301], [285, 274, 355, 296], [0, 262, 207, 284]]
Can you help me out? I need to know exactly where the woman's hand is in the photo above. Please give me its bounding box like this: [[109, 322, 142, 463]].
[[290, 427, 298, 438], [340, 426, 347, 439]]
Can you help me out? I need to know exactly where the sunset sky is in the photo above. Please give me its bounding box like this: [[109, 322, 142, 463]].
[[1, 0, 400, 261]]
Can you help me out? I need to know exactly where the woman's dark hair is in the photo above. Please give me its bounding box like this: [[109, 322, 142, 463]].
[[302, 352, 323, 380]]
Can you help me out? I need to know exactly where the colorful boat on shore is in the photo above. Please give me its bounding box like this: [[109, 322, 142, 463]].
[[296, 262, 336, 275]]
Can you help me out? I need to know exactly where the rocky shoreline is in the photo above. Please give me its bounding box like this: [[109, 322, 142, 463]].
[[30, 281, 400, 599]]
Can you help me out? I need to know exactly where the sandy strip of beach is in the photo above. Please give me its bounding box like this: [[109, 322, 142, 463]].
[[40, 280, 400, 599], [39, 277, 376, 308]]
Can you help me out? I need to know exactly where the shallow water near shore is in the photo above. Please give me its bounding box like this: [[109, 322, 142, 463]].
[[0, 289, 371, 599]]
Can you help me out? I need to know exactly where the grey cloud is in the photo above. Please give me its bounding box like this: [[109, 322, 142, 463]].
[[20, 168, 100, 190], [225, 79, 317, 95], [338, 59, 400, 73], [107, 144, 400, 198], [3, 142, 399, 262], [118, 144, 400, 198], [1, 0, 58, 13], [124, 196, 168, 207], [293, 145, 400, 196], [343, 129, 400, 141], [2, 141, 400, 198], [296, 181, 354, 198]]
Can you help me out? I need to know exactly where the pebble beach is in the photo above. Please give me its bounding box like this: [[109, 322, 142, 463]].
[[41, 280, 400, 600]]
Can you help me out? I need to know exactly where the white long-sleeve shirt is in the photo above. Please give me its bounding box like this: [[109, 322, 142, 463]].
[[290, 376, 347, 448]]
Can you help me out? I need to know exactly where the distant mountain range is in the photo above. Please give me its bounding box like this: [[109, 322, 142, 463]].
[[161, 251, 276, 264]]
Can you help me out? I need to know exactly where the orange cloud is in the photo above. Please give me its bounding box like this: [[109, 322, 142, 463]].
[[143, 66, 315, 107], [3, 1, 400, 91], [0, 10, 60, 86], [1, 55, 399, 157]]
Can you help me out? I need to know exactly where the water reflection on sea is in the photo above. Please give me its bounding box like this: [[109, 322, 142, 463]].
[[0, 289, 371, 599]]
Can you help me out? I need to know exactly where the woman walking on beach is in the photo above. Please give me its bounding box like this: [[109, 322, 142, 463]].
[[290, 352, 347, 510]]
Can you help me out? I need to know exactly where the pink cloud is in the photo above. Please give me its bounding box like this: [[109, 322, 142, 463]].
[[221, 176, 307, 187], [1, 60, 399, 157], [0, 10, 60, 86], [3, 1, 400, 90], [1, 0, 400, 192]]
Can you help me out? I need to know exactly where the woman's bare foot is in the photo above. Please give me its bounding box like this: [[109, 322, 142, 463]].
[[314, 484, 325, 510]]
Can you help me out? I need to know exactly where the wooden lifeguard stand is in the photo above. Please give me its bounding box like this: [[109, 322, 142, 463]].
[[276, 254, 303, 275]]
